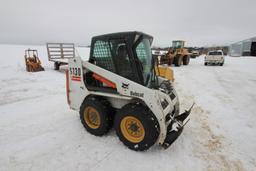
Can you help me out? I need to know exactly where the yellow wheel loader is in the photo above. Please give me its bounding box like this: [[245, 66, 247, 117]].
[[66, 32, 193, 151], [160, 40, 191, 67]]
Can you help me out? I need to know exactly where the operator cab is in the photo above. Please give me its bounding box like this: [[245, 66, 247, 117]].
[[85, 31, 156, 92], [172, 40, 185, 49]]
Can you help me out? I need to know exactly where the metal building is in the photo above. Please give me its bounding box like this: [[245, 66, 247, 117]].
[[229, 37, 256, 57]]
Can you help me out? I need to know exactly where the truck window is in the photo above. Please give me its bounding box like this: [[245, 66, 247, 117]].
[[208, 51, 222, 55]]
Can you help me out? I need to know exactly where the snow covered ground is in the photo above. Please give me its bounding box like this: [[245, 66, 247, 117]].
[[0, 44, 256, 171]]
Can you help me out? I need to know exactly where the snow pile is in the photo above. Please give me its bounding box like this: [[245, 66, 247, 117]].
[[0, 45, 255, 170]]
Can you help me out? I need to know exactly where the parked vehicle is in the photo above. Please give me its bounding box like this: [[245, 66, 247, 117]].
[[205, 50, 225, 66], [191, 50, 200, 58], [66, 31, 193, 151], [24, 49, 44, 72], [160, 40, 191, 66], [46, 43, 75, 70]]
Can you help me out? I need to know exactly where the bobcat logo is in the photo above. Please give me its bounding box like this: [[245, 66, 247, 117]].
[[130, 91, 144, 98], [122, 83, 129, 89]]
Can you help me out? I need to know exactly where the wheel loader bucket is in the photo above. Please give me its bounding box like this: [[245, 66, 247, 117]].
[[24, 49, 45, 72]]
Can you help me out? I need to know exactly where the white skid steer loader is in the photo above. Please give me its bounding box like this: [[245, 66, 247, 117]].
[[66, 32, 193, 151]]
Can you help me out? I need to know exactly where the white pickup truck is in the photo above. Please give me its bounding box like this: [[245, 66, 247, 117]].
[[205, 50, 224, 66]]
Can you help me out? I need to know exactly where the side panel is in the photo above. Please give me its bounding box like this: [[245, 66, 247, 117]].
[[68, 58, 88, 110]]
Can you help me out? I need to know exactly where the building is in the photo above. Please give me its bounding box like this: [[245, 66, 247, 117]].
[[229, 37, 256, 57]]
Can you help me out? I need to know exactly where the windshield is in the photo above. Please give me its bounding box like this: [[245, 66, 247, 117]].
[[172, 41, 184, 48], [135, 38, 152, 86], [208, 51, 222, 55]]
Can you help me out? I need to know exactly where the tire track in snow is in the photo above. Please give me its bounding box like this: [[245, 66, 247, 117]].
[[191, 104, 245, 170], [87, 151, 114, 171], [175, 68, 246, 170]]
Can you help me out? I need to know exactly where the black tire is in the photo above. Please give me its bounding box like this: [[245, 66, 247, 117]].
[[220, 63, 224, 66], [80, 97, 112, 136], [54, 62, 60, 70], [183, 56, 190, 65], [174, 56, 182, 67], [114, 104, 160, 151], [169, 57, 174, 66], [204, 62, 207, 66], [27, 65, 32, 72]]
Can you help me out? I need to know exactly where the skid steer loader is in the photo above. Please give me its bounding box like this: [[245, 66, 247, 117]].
[[66, 32, 193, 151], [24, 49, 44, 72]]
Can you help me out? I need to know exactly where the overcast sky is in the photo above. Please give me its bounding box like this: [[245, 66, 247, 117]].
[[0, 0, 255, 47]]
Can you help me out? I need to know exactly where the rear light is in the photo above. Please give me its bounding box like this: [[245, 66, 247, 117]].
[[65, 70, 71, 105]]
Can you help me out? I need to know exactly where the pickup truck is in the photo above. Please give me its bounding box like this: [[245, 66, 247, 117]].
[[205, 50, 224, 66]]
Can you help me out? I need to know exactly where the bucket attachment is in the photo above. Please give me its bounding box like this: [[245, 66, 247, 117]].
[[162, 103, 194, 149]]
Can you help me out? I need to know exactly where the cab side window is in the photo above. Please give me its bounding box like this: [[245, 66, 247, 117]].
[[93, 40, 116, 73], [92, 39, 134, 78]]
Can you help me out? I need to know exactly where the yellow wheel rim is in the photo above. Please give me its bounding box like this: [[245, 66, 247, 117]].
[[84, 106, 101, 129], [120, 116, 145, 143]]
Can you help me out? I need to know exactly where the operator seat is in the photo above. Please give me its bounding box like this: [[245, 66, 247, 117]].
[[115, 45, 131, 78]]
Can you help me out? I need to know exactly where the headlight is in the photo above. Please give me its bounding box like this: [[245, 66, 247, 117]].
[[161, 98, 169, 109]]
